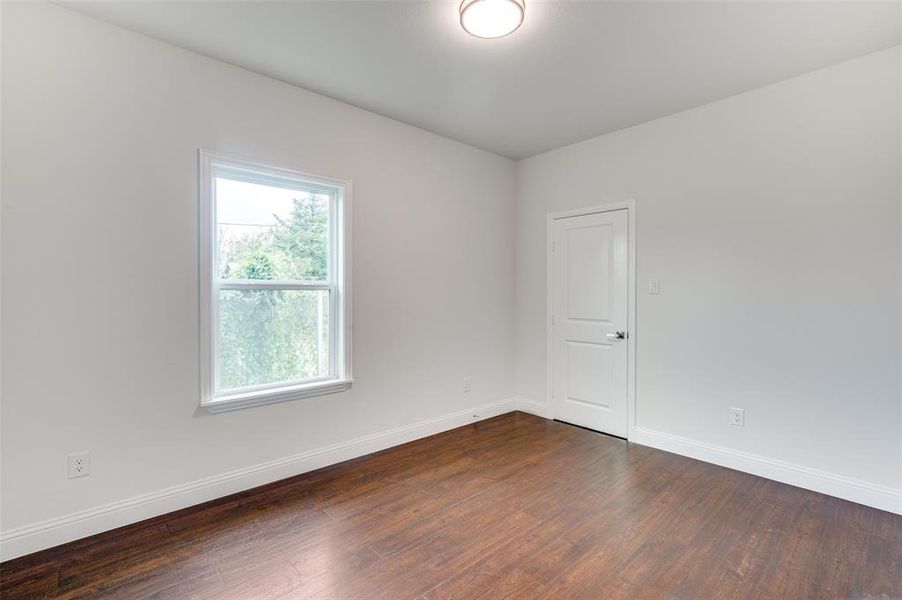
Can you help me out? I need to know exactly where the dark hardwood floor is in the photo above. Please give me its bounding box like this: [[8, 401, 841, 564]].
[[2, 412, 900, 599]]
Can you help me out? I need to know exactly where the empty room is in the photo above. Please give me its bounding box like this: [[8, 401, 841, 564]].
[[1, 0, 900, 598]]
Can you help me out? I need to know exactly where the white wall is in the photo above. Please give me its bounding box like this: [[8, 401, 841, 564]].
[[1, 1, 515, 552], [516, 47, 902, 500]]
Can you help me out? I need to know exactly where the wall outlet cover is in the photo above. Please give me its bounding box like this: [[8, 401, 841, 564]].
[[68, 451, 91, 478]]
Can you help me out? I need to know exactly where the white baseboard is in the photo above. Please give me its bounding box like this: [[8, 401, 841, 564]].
[[0, 398, 518, 561], [632, 426, 902, 515], [516, 397, 550, 418]]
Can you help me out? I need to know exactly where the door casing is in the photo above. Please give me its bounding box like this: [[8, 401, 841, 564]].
[[546, 200, 637, 440]]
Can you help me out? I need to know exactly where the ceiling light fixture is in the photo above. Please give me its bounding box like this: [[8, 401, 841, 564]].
[[460, 0, 525, 39]]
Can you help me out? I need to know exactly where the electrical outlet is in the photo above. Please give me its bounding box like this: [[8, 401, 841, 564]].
[[729, 408, 745, 427], [463, 376, 472, 393], [68, 451, 91, 478]]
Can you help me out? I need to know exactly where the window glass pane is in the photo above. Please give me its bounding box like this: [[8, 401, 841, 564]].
[[216, 176, 330, 281], [217, 289, 330, 391]]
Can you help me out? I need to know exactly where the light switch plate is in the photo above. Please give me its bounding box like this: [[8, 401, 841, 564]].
[[648, 279, 661, 294]]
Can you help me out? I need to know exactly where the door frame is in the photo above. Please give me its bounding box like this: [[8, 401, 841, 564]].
[[546, 200, 637, 440]]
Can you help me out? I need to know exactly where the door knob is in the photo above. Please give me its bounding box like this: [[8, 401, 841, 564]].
[[606, 331, 627, 340]]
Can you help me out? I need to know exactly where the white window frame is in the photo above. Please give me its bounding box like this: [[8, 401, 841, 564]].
[[199, 150, 352, 413]]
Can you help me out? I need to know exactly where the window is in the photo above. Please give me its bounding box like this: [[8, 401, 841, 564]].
[[199, 151, 351, 412]]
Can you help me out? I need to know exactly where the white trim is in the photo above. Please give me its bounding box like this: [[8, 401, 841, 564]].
[[201, 152, 351, 191], [545, 200, 638, 440], [0, 398, 518, 561], [632, 426, 902, 515], [516, 397, 551, 419], [201, 378, 353, 413], [198, 150, 214, 412], [197, 150, 353, 412], [217, 281, 331, 291]]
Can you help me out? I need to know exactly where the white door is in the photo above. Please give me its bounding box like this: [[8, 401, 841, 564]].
[[551, 209, 629, 437]]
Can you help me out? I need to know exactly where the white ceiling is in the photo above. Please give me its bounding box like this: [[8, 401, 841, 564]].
[[61, 1, 901, 159]]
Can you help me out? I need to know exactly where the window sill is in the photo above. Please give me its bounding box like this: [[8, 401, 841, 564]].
[[202, 378, 352, 413]]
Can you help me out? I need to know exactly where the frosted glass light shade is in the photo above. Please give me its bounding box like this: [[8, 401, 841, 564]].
[[460, 0, 525, 39]]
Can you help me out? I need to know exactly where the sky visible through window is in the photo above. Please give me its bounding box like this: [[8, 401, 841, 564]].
[[216, 178, 297, 230]]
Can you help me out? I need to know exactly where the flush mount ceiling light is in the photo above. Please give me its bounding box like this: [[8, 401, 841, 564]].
[[460, 0, 525, 39]]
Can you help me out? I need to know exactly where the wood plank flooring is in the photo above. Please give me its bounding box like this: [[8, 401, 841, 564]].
[[2, 412, 900, 599]]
